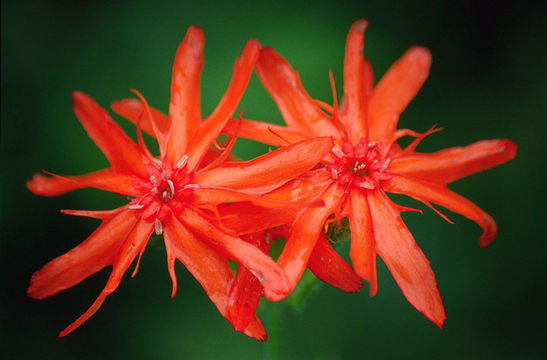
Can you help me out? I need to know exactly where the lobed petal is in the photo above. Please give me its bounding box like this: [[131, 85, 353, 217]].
[[223, 118, 308, 147], [27, 169, 141, 197], [227, 232, 271, 333], [274, 183, 343, 299], [389, 139, 517, 184], [256, 47, 344, 138], [385, 174, 498, 247], [348, 189, 378, 295], [187, 39, 260, 171], [367, 47, 432, 144], [165, 25, 204, 162], [72, 92, 147, 177], [194, 137, 333, 195], [28, 208, 139, 299], [179, 207, 291, 301], [163, 214, 266, 340], [307, 233, 362, 293], [58, 218, 154, 337], [367, 190, 446, 327], [340, 19, 372, 142], [111, 98, 170, 139]]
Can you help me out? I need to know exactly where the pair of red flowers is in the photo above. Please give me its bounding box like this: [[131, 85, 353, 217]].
[[28, 20, 516, 340]]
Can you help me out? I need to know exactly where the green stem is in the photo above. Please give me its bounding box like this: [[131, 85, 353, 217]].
[[263, 303, 282, 360]]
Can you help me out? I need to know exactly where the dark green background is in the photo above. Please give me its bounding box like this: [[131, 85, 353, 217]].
[[2, 1, 545, 359]]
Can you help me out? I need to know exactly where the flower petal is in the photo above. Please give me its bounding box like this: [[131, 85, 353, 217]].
[[187, 39, 260, 171], [275, 183, 343, 299], [367, 190, 446, 327], [389, 139, 517, 184], [368, 47, 432, 144], [348, 189, 378, 295], [27, 208, 139, 299], [223, 118, 308, 147], [194, 137, 333, 194], [58, 218, 154, 337], [227, 232, 271, 333], [307, 233, 362, 293], [163, 213, 267, 340], [72, 92, 146, 176], [165, 25, 204, 162], [218, 203, 298, 236], [256, 46, 344, 138], [27, 169, 141, 197], [111, 98, 170, 139], [340, 20, 372, 142], [385, 174, 497, 247], [179, 207, 291, 301]]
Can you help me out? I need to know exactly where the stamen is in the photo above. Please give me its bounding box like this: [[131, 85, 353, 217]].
[[155, 219, 163, 235], [183, 184, 200, 190], [167, 179, 175, 195], [177, 154, 189, 169], [367, 141, 377, 148], [359, 182, 375, 190], [149, 175, 159, 187], [152, 158, 162, 170], [331, 168, 339, 179], [162, 171, 169, 182], [332, 146, 344, 158], [128, 204, 144, 210], [380, 158, 391, 171]]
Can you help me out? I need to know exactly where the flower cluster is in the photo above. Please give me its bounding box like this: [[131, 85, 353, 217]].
[[28, 21, 516, 340]]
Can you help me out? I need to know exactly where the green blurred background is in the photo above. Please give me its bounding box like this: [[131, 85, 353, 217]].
[[2, 0, 546, 359]]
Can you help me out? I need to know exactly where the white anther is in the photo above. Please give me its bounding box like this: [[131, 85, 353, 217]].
[[183, 184, 200, 190], [167, 179, 175, 194], [152, 158, 162, 170], [367, 141, 377, 148], [162, 170, 169, 182], [380, 158, 391, 171], [177, 154, 189, 169], [128, 204, 145, 210], [149, 175, 160, 187], [359, 182, 375, 189], [155, 219, 163, 235], [331, 168, 338, 179], [151, 186, 158, 195], [332, 146, 344, 158]]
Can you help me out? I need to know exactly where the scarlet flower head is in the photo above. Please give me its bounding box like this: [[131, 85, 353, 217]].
[[223, 20, 517, 326], [27, 26, 333, 339]]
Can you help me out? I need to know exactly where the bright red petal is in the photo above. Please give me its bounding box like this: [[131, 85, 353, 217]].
[[179, 208, 291, 301], [27, 169, 140, 197], [227, 232, 271, 333], [223, 118, 307, 147], [389, 139, 517, 184], [348, 189, 378, 295], [385, 174, 497, 247], [194, 137, 333, 194], [367, 190, 446, 327], [367, 47, 432, 144], [71, 92, 146, 177], [340, 20, 371, 142], [275, 183, 343, 299], [27, 209, 138, 299], [187, 39, 260, 171], [163, 213, 267, 340], [256, 47, 344, 138], [58, 218, 154, 337], [307, 233, 362, 293], [111, 98, 170, 139], [165, 25, 204, 162]]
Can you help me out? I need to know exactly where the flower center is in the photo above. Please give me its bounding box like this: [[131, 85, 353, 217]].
[[329, 138, 392, 190], [129, 155, 199, 233]]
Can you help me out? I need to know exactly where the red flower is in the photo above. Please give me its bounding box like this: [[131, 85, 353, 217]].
[[223, 20, 517, 326], [27, 26, 333, 339]]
